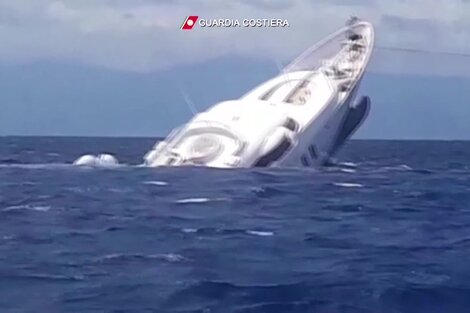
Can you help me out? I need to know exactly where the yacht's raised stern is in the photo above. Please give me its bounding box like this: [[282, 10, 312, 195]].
[[329, 95, 371, 157]]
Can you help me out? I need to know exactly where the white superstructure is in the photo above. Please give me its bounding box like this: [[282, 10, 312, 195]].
[[143, 19, 375, 168]]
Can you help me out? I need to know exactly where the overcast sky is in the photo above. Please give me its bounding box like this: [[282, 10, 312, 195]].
[[1, 0, 470, 139], [1, 0, 470, 74]]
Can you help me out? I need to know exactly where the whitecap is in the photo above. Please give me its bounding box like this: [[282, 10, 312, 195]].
[[99, 253, 122, 261], [176, 198, 210, 204], [405, 271, 450, 285], [108, 187, 133, 193], [2, 205, 51, 212], [381, 164, 413, 172], [97, 253, 186, 263], [339, 162, 358, 168], [0, 163, 71, 169], [24, 273, 85, 281], [143, 181, 168, 186], [155, 253, 186, 262], [246, 230, 274, 237], [0, 163, 131, 170], [333, 182, 364, 188], [340, 168, 356, 173], [175, 197, 229, 204], [182, 228, 198, 233]]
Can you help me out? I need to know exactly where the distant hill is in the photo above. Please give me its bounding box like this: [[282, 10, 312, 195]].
[[1, 57, 469, 139]]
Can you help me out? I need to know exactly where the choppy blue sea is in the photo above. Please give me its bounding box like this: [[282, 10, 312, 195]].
[[1, 137, 470, 313]]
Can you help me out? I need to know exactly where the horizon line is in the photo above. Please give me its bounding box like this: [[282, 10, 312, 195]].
[[1, 135, 470, 142]]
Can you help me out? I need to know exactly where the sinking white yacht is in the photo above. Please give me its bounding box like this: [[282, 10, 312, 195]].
[[143, 18, 375, 168]]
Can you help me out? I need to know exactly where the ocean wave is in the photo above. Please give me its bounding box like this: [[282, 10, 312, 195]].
[[180, 227, 275, 237], [380, 164, 413, 172], [163, 280, 311, 308], [182, 228, 198, 233], [0, 158, 20, 164], [107, 187, 134, 193], [340, 168, 357, 173], [175, 197, 211, 204], [2, 272, 85, 282], [404, 271, 451, 286], [175, 197, 229, 204], [0, 162, 134, 170], [332, 182, 364, 188], [250, 186, 288, 198], [338, 162, 358, 168], [246, 230, 274, 237], [142, 180, 168, 186], [0, 163, 73, 169], [2, 137, 470, 312], [95, 253, 186, 263], [2, 205, 52, 212]]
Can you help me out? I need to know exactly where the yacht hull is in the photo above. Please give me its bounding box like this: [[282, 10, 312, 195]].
[[329, 95, 370, 157], [141, 19, 375, 168], [275, 88, 366, 167], [73, 19, 375, 169]]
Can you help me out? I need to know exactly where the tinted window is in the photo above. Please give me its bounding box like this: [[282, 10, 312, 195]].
[[284, 118, 299, 132], [254, 137, 292, 167], [301, 155, 309, 166], [308, 145, 317, 159]]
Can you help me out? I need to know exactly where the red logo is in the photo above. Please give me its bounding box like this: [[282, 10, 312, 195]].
[[181, 16, 198, 30]]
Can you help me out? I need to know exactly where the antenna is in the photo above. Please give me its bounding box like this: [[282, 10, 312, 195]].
[[346, 16, 360, 26], [273, 57, 292, 88], [376, 45, 470, 58], [274, 57, 283, 73], [177, 83, 198, 116]]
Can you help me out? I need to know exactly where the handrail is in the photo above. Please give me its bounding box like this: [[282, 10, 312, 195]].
[[284, 21, 373, 73]]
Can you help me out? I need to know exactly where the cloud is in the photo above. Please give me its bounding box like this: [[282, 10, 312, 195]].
[[1, 0, 470, 75], [238, 0, 295, 11], [316, 0, 378, 7]]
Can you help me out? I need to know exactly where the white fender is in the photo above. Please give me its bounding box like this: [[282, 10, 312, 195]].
[[97, 154, 119, 166], [73, 154, 97, 166], [73, 153, 119, 167]]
